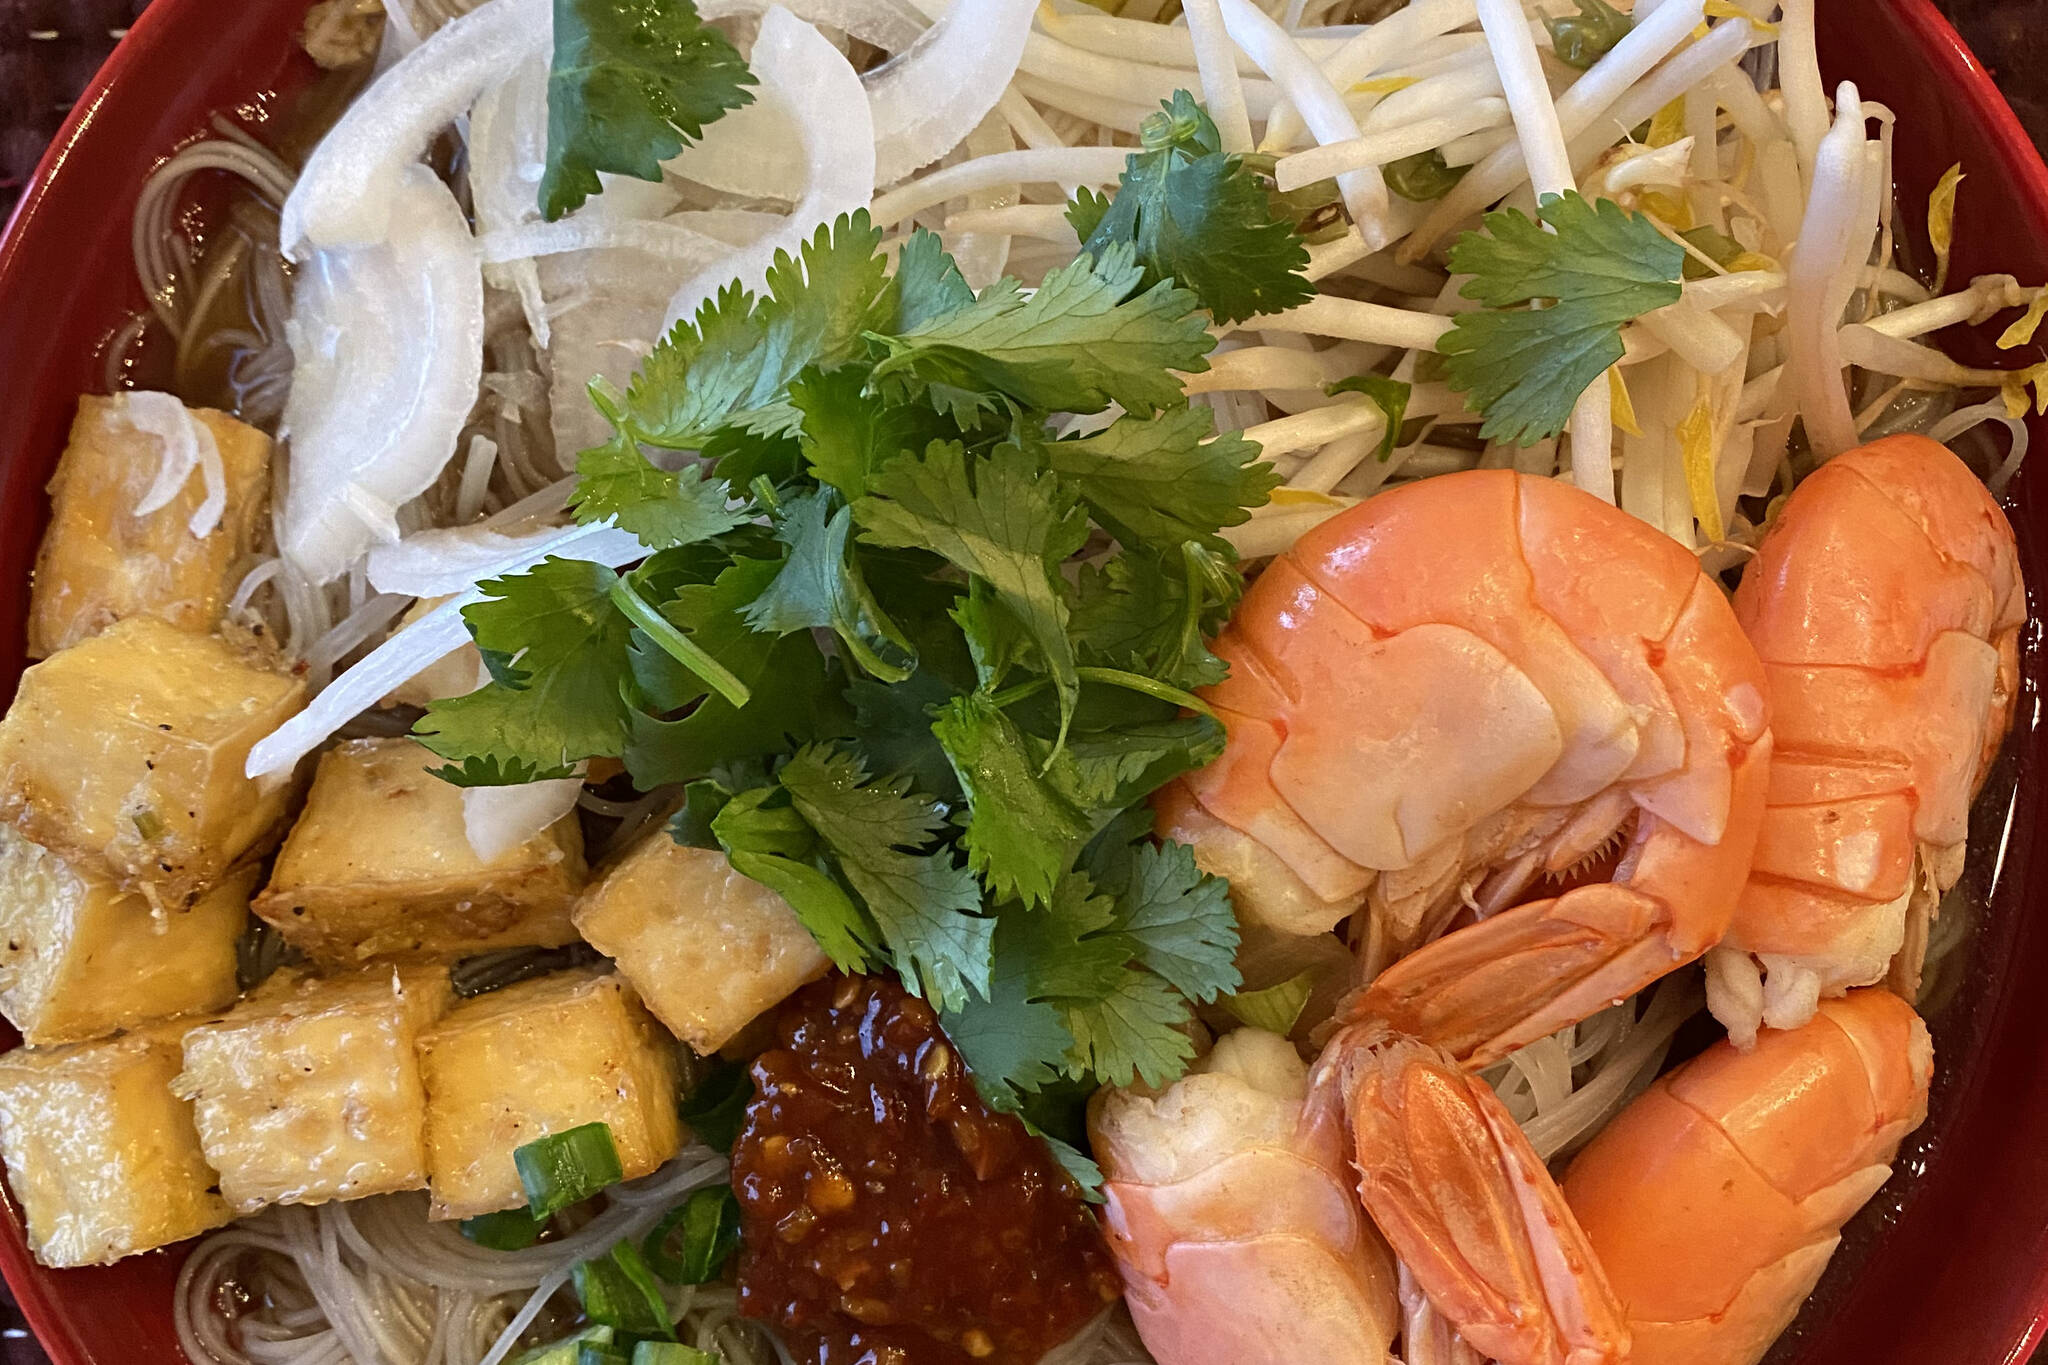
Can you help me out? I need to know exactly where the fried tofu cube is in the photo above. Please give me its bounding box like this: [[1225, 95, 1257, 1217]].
[[574, 839, 826, 1053], [0, 616, 304, 908], [0, 826, 248, 1046], [0, 1023, 230, 1266], [418, 968, 681, 1219], [28, 394, 272, 658], [174, 965, 451, 1212], [252, 738, 586, 964]]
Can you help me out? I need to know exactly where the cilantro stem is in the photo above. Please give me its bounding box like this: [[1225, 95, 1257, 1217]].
[[607, 578, 752, 710], [1075, 667, 1216, 719], [985, 669, 1216, 719]]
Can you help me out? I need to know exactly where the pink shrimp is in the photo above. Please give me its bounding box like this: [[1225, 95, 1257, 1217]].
[[1157, 468, 1772, 1066], [1561, 989, 1932, 1365], [1706, 436, 2025, 1044], [1092, 1024, 1628, 1365]]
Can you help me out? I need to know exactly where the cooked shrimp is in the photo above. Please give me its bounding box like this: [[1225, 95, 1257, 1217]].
[[1706, 435, 2024, 1045], [1092, 1024, 1628, 1365], [1157, 468, 1772, 1065], [1089, 1029, 1403, 1365], [1561, 989, 1932, 1365]]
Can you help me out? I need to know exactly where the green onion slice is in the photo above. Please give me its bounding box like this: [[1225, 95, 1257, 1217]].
[[572, 1241, 676, 1339], [516, 1123, 626, 1220], [644, 1186, 742, 1285], [631, 1344, 718, 1365], [460, 1207, 544, 1251], [678, 1060, 752, 1154], [509, 1325, 612, 1365]]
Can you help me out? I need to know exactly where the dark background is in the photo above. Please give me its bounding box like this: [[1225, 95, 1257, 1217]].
[[0, 0, 2043, 1361]]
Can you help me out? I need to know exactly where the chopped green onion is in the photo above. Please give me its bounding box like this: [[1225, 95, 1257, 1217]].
[[644, 1186, 742, 1285], [511, 1325, 613, 1365], [516, 1123, 626, 1219], [461, 1207, 544, 1251], [678, 1060, 753, 1154], [573, 1241, 677, 1339], [631, 1344, 718, 1365], [579, 1343, 632, 1365]]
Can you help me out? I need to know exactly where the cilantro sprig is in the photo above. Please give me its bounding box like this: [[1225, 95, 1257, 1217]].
[[541, 0, 756, 220], [414, 179, 1271, 1141], [1069, 91, 1316, 325], [1439, 191, 1685, 445]]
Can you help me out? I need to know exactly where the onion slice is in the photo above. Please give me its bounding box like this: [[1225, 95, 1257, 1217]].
[[282, 0, 547, 253], [279, 165, 486, 584], [465, 777, 585, 860], [247, 520, 651, 780], [367, 521, 649, 599], [124, 392, 229, 537], [868, 0, 1037, 187], [661, 8, 876, 333]]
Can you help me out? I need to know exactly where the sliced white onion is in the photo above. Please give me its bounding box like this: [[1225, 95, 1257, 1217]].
[[123, 391, 227, 536], [465, 777, 584, 860], [367, 520, 648, 599], [280, 165, 486, 583], [247, 521, 652, 780], [662, 9, 876, 333], [869, 0, 1036, 187], [282, 0, 548, 253], [466, 50, 550, 344]]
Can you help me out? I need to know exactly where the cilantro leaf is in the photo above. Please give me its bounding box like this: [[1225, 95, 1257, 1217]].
[[786, 365, 958, 501], [1069, 91, 1314, 326], [623, 559, 846, 788], [1060, 967, 1196, 1090], [1072, 545, 1235, 690], [1037, 406, 1278, 552], [608, 213, 891, 452], [746, 491, 915, 681], [856, 442, 1088, 734], [541, 0, 754, 220], [414, 557, 634, 781], [869, 244, 1215, 417], [709, 785, 880, 971], [879, 227, 976, 333], [568, 430, 749, 550], [941, 947, 1074, 1102], [777, 746, 992, 1010], [932, 693, 1095, 911], [1439, 191, 1684, 445], [1100, 841, 1239, 1003]]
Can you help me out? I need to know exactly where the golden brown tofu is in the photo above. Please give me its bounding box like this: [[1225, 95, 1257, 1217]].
[[574, 839, 826, 1052], [0, 826, 248, 1046], [174, 964, 451, 1213], [0, 617, 304, 909], [0, 1023, 230, 1266], [417, 968, 681, 1219], [29, 393, 272, 658], [252, 738, 586, 964]]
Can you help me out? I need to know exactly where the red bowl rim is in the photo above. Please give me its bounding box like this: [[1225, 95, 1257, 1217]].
[[4, 1, 2048, 1362]]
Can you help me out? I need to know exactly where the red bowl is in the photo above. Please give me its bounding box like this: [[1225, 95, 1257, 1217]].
[[1, 2, 2046, 1362]]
